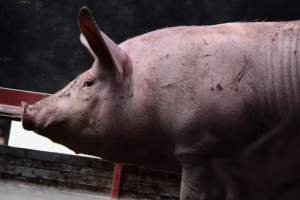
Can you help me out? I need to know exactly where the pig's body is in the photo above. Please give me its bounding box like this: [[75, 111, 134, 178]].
[[119, 22, 300, 199], [21, 7, 300, 200]]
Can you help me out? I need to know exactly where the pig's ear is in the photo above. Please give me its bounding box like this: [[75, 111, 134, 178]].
[[78, 7, 131, 81]]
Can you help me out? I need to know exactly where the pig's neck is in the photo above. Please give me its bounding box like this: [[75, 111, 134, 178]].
[[86, 78, 179, 171], [122, 90, 179, 171]]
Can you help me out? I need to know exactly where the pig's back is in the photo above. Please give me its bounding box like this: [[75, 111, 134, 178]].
[[119, 21, 300, 134]]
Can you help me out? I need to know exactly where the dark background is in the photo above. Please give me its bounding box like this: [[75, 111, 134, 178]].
[[1, 0, 300, 93]]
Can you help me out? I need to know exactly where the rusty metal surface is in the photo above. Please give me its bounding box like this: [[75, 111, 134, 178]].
[[112, 164, 123, 199]]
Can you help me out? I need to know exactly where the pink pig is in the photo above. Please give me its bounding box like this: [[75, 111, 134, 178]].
[[22, 7, 300, 200]]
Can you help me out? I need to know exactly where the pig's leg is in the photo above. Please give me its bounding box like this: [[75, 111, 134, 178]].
[[180, 162, 225, 200]]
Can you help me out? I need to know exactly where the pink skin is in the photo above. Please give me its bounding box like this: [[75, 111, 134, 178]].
[[21, 8, 178, 170], [22, 71, 93, 130], [21, 7, 300, 200]]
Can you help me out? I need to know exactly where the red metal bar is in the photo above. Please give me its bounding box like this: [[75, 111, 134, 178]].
[[0, 87, 49, 121], [0, 87, 49, 107], [111, 163, 123, 199]]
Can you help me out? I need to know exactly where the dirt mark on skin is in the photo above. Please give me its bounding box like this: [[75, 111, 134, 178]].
[[232, 58, 249, 84], [200, 54, 214, 58], [160, 54, 170, 61], [160, 79, 187, 89], [216, 83, 223, 91], [272, 32, 279, 42], [210, 83, 224, 92]]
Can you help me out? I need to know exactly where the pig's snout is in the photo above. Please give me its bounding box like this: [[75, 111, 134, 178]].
[[21, 101, 37, 131]]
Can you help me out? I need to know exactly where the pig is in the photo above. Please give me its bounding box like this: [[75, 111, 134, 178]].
[[21, 6, 300, 200]]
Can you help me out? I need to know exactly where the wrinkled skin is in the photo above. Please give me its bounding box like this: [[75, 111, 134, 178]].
[[22, 7, 300, 200]]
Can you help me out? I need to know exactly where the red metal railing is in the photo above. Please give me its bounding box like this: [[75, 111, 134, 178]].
[[0, 87, 49, 121], [0, 87, 49, 107]]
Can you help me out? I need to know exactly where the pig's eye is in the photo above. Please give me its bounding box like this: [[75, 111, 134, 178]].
[[83, 80, 94, 87]]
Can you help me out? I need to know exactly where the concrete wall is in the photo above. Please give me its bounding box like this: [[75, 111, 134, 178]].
[[0, 145, 180, 199], [0, 179, 110, 200]]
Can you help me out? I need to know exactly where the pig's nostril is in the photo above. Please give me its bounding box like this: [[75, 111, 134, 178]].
[[28, 106, 35, 111], [21, 101, 34, 118], [21, 101, 37, 113]]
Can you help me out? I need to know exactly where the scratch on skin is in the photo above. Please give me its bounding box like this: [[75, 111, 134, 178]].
[[232, 58, 249, 84], [161, 78, 187, 89], [200, 54, 213, 58], [160, 54, 170, 61]]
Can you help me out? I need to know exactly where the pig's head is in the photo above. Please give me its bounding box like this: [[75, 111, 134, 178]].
[[21, 7, 133, 159]]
